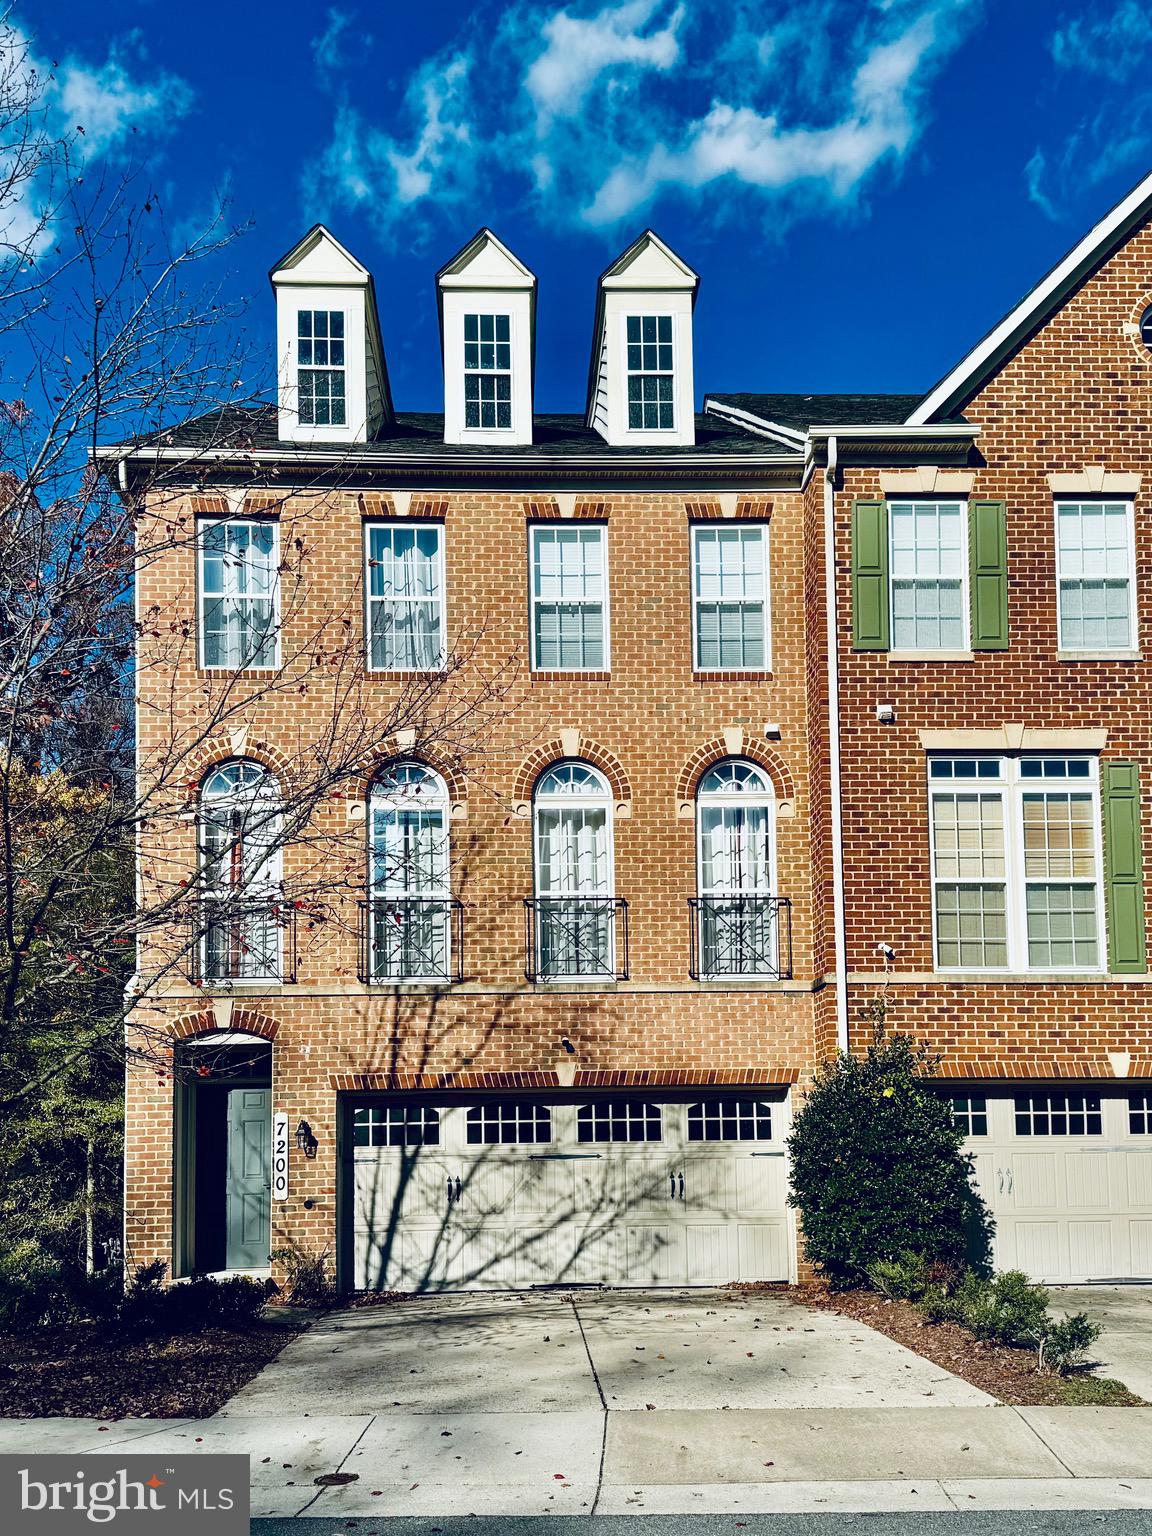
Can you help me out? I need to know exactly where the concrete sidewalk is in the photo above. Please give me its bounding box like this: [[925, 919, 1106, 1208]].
[[1054, 1286, 1152, 1401], [3, 1407, 1151, 1516]]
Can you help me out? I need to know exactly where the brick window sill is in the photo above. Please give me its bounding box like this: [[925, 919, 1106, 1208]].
[[530, 671, 611, 683], [1057, 650, 1143, 662], [887, 650, 974, 664], [692, 670, 774, 682]]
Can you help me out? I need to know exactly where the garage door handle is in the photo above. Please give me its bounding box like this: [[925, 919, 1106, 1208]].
[[678, 1172, 685, 1201], [669, 1172, 676, 1198], [447, 1176, 463, 1207], [1005, 1167, 1013, 1194]]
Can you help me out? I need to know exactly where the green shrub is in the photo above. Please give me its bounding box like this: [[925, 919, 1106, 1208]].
[[121, 1264, 268, 1333], [867, 1252, 931, 1301], [0, 1241, 63, 1329], [1040, 1312, 1101, 1375], [787, 1018, 993, 1287], [272, 1246, 335, 1307]]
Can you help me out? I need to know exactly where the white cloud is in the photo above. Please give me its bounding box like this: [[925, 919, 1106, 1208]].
[[313, 9, 362, 74], [525, 0, 683, 125], [305, 0, 980, 243], [53, 46, 193, 159], [0, 29, 195, 256], [1029, 1, 1152, 218]]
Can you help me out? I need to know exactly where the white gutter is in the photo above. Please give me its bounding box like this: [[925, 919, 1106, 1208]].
[[823, 435, 850, 1054], [807, 423, 978, 439]]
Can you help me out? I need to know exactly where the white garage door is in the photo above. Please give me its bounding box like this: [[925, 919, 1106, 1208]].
[[349, 1094, 792, 1291], [955, 1089, 1152, 1283]]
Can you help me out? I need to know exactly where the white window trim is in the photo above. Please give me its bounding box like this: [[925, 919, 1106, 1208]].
[[888, 497, 970, 655], [364, 520, 447, 674], [622, 310, 677, 435], [528, 523, 611, 674], [690, 522, 772, 673], [532, 762, 617, 983], [928, 755, 1107, 976], [198, 518, 281, 672], [1053, 496, 1138, 654], [460, 309, 515, 436], [290, 302, 352, 440]]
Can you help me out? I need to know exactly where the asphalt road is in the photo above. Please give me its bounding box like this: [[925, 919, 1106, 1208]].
[[253, 1514, 1152, 1536]]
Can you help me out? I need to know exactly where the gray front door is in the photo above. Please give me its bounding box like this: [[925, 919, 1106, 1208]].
[[226, 1088, 271, 1269]]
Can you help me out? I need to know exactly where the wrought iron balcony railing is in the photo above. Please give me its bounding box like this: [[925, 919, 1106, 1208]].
[[524, 896, 628, 983], [358, 897, 464, 984], [688, 896, 792, 981], [192, 895, 297, 985]]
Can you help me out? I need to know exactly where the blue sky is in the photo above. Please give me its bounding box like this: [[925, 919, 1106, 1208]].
[[18, 0, 1152, 414]]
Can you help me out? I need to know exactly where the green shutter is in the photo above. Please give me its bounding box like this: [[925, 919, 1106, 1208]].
[[1104, 761, 1147, 973], [852, 499, 889, 650], [968, 499, 1009, 650]]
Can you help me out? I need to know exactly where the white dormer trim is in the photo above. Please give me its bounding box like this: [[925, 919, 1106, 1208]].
[[586, 230, 698, 448], [437, 228, 536, 447], [270, 225, 392, 446]]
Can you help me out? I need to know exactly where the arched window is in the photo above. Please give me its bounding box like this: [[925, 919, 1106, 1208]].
[[198, 761, 283, 981], [695, 760, 778, 978], [367, 762, 453, 981], [532, 761, 616, 979]]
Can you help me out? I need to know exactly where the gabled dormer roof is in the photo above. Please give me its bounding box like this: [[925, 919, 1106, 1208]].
[[910, 169, 1152, 424], [269, 223, 393, 425], [435, 227, 537, 386], [585, 230, 699, 428], [435, 226, 536, 288]]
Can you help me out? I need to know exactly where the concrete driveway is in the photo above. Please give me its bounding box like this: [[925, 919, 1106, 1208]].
[[221, 1288, 994, 1416], [1054, 1285, 1152, 1399]]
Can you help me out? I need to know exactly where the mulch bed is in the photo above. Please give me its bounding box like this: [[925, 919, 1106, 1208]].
[[779, 1284, 1145, 1407], [0, 1308, 308, 1419]]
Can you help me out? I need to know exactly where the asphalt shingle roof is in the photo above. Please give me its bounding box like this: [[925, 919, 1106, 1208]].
[[136, 405, 796, 458], [705, 392, 932, 432]]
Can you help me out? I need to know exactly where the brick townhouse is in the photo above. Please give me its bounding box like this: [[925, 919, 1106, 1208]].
[[101, 174, 1152, 1292]]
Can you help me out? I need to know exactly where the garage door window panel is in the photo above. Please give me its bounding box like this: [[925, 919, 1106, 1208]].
[[1130, 1093, 1152, 1134], [688, 1100, 773, 1142], [950, 1095, 989, 1136], [354, 1105, 441, 1147], [466, 1103, 553, 1145], [930, 755, 1103, 972], [1014, 1093, 1102, 1137], [577, 1101, 661, 1143]]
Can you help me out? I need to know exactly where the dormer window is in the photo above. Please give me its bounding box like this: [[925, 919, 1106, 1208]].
[[270, 225, 393, 445], [297, 309, 346, 427], [626, 315, 674, 430], [586, 231, 698, 448], [464, 313, 512, 430]]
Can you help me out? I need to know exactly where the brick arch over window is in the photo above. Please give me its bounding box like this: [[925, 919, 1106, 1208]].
[[513, 738, 632, 804], [170, 1006, 280, 1043], [183, 737, 296, 800], [353, 750, 469, 805], [677, 739, 795, 803]]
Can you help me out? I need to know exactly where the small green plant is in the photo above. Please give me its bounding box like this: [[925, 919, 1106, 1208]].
[[1038, 1312, 1101, 1375], [272, 1246, 335, 1307], [867, 1252, 930, 1301], [120, 1264, 269, 1333]]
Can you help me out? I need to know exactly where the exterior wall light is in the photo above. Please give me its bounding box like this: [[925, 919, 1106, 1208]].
[[295, 1119, 318, 1159]]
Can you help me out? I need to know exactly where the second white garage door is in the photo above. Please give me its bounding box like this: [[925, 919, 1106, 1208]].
[[349, 1093, 793, 1291], [956, 1088, 1152, 1283]]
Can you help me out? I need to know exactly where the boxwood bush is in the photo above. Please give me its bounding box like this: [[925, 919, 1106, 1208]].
[[787, 1018, 993, 1288]]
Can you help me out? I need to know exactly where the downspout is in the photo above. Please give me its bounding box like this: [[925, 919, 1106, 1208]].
[[823, 436, 850, 1054]]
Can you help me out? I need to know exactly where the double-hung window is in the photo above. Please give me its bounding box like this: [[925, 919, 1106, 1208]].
[[890, 499, 967, 651], [464, 313, 512, 429], [626, 315, 674, 429], [366, 522, 445, 671], [200, 519, 279, 670], [530, 525, 608, 670], [1055, 499, 1136, 652], [296, 309, 346, 426], [692, 524, 770, 670], [929, 755, 1104, 972]]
